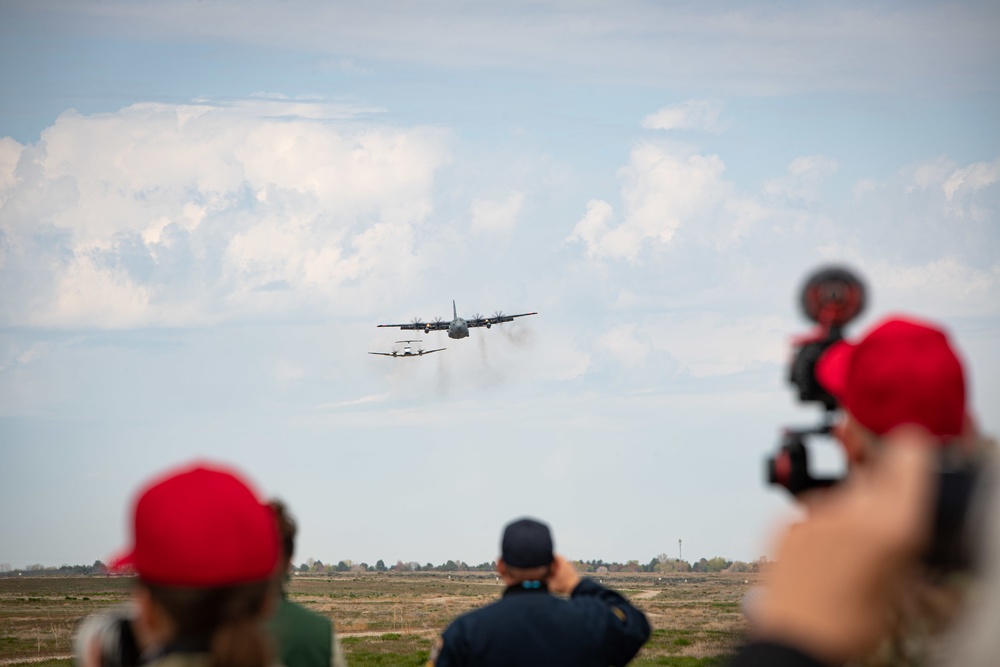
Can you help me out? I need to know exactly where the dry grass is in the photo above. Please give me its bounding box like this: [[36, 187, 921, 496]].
[[0, 572, 755, 665]]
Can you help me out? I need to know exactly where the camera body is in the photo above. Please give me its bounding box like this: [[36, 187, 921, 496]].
[[767, 266, 865, 496], [767, 266, 978, 571]]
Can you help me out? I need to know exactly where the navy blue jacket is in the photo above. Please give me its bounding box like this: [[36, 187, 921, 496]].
[[433, 578, 651, 666], [727, 641, 829, 667]]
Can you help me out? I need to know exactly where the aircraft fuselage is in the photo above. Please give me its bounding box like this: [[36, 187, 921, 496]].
[[448, 318, 469, 339]]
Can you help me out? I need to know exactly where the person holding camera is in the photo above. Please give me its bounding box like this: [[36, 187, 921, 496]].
[[732, 315, 996, 667], [428, 517, 651, 667]]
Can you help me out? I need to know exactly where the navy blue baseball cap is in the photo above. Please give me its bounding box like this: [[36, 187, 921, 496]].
[[501, 518, 554, 568]]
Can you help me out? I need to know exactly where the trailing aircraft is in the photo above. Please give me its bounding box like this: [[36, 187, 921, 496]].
[[368, 340, 446, 358], [377, 301, 537, 340]]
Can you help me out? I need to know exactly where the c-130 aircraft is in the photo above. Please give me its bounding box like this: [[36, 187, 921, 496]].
[[377, 301, 537, 340]]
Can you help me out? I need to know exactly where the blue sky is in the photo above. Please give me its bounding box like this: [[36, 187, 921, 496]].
[[1, 0, 998, 570]]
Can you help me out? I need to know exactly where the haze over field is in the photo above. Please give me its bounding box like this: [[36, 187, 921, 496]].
[[1, 1, 998, 570]]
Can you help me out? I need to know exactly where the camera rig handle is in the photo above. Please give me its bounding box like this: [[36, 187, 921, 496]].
[[767, 424, 841, 496]]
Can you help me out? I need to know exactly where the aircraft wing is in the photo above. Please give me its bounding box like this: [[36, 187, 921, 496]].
[[368, 352, 397, 357], [377, 320, 450, 331], [467, 311, 538, 328], [418, 348, 446, 356]]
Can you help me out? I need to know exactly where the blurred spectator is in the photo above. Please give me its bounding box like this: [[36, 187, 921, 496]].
[[732, 316, 995, 666], [268, 499, 348, 667], [76, 461, 280, 667]]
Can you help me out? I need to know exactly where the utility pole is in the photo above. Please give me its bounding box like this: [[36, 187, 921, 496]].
[[678, 539, 683, 561]]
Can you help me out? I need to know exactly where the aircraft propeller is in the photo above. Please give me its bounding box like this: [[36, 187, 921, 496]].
[[492, 310, 505, 320], [471, 312, 483, 322]]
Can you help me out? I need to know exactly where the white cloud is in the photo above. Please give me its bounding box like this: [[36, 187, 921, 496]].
[[0, 137, 22, 198], [567, 143, 727, 261], [0, 100, 452, 328], [867, 257, 1000, 318], [566, 199, 615, 260], [470, 191, 524, 234], [595, 324, 649, 369], [40, 255, 153, 328], [642, 99, 723, 132], [763, 156, 839, 203], [943, 158, 1000, 203]]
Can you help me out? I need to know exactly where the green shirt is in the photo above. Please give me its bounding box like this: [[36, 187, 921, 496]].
[[269, 595, 342, 667]]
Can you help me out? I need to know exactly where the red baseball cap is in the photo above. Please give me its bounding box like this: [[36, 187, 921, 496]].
[[816, 316, 966, 438], [110, 462, 279, 587]]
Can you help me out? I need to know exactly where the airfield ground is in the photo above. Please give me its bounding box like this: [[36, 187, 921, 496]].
[[0, 572, 755, 666]]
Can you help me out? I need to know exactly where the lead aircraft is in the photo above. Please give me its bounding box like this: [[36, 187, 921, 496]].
[[377, 301, 537, 340]]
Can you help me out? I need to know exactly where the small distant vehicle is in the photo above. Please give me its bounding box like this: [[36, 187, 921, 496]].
[[368, 340, 446, 358], [377, 301, 537, 340]]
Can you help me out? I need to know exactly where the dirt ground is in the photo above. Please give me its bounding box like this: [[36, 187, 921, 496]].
[[0, 572, 755, 665]]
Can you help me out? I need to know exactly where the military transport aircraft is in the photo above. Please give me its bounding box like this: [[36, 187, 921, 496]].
[[377, 301, 537, 340], [368, 340, 446, 358]]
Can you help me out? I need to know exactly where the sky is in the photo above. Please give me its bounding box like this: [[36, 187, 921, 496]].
[[1, 0, 998, 570]]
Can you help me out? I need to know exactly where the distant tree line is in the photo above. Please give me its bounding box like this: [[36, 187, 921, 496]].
[[0, 555, 769, 577], [292, 554, 770, 575], [294, 558, 499, 574], [0, 561, 107, 577], [569, 555, 768, 574]]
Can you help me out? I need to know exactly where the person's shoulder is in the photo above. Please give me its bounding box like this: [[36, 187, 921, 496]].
[[273, 596, 333, 632], [445, 593, 516, 632]]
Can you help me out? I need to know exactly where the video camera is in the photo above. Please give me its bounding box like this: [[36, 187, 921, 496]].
[[767, 266, 980, 571], [767, 266, 865, 495]]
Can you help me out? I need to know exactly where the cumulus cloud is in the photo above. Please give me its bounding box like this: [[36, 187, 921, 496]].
[[0, 137, 22, 198], [0, 100, 452, 328], [567, 119, 998, 321], [567, 143, 727, 261], [941, 158, 1000, 223], [470, 191, 524, 234], [560, 114, 998, 389], [865, 257, 1000, 318], [642, 99, 723, 132]]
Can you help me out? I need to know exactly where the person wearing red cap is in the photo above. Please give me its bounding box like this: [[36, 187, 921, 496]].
[[76, 462, 282, 667], [814, 316, 969, 468], [730, 316, 996, 667]]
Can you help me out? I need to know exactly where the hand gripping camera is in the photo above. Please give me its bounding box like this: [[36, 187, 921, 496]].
[[767, 266, 980, 571]]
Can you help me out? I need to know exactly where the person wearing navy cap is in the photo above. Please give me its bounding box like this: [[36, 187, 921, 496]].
[[429, 517, 650, 666]]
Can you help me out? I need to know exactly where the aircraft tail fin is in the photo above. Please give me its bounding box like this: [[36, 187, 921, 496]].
[[453, 300, 457, 319]]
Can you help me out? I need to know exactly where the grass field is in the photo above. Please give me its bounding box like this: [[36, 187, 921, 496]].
[[0, 572, 753, 665]]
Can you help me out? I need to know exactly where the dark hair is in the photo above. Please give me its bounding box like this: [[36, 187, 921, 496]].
[[270, 499, 297, 563], [144, 579, 275, 667]]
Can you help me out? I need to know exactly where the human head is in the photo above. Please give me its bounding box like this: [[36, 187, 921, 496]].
[[270, 499, 297, 568], [110, 462, 280, 667], [816, 316, 966, 461], [498, 517, 555, 583], [112, 462, 280, 586]]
